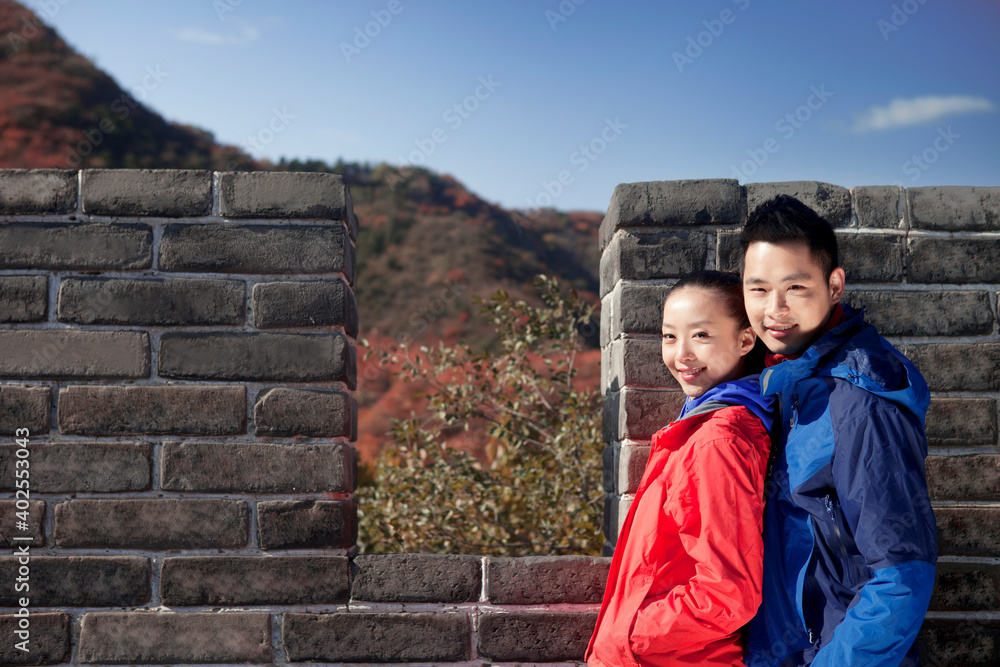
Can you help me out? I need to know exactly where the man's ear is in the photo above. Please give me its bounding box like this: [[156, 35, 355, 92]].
[[828, 267, 846, 302]]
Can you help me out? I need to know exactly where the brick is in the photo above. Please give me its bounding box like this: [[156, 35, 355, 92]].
[[0, 222, 151, 270], [599, 229, 708, 298], [159, 332, 354, 385], [0, 556, 148, 606], [57, 385, 246, 435], [600, 292, 612, 347], [936, 507, 1000, 557], [351, 554, 480, 603], [606, 336, 677, 390], [162, 442, 353, 493], [160, 222, 354, 281], [0, 330, 148, 379], [219, 171, 350, 219], [609, 281, 673, 340], [908, 185, 1000, 231], [618, 444, 650, 495], [909, 237, 1000, 284], [55, 499, 248, 549], [162, 555, 349, 605], [600, 179, 743, 250], [283, 612, 470, 663], [927, 455, 1000, 502], [602, 493, 620, 545], [837, 234, 905, 282], [746, 181, 852, 228], [59, 277, 244, 325], [930, 561, 1000, 611], [0, 169, 76, 215], [926, 398, 997, 447], [487, 556, 610, 604], [254, 388, 356, 438], [844, 290, 993, 336], [0, 500, 44, 547], [918, 619, 1000, 667], [252, 279, 358, 336], [478, 611, 598, 662], [603, 444, 616, 493], [257, 499, 356, 549], [853, 185, 904, 228], [0, 443, 151, 493], [0, 385, 50, 435], [604, 387, 685, 441], [0, 612, 69, 665], [717, 229, 741, 272], [81, 169, 211, 217], [902, 344, 1000, 392], [78, 612, 270, 664], [0, 275, 47, 322]]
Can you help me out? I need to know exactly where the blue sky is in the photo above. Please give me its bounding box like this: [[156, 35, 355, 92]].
[[33, 0, 1000, 213]]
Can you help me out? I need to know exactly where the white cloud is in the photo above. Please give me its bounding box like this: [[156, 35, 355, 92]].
[[174, 23, 260, 45], [851, 95, 995, 133]]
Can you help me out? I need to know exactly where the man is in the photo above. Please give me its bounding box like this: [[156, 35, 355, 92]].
[[740, 195, 937, 666]]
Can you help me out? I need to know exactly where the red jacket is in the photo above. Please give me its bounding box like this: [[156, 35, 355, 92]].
[[586, 403, 772, 667]]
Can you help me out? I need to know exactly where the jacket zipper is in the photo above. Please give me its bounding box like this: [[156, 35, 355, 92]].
[[824, 493, 853, 586]]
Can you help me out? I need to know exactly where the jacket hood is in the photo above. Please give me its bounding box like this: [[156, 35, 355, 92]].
[[679, 375, 775, 434], [758, 303, 930, 426]]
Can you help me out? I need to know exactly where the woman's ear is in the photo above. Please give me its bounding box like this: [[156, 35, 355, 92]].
[[738, 326, 756, 356]]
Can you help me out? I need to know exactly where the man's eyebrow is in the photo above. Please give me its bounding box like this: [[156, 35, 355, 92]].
[[744, 273, 813, 284]]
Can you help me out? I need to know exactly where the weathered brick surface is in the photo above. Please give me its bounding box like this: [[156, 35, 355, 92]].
[[0, 384, 50, 435], [853, 185, 903, 229], [219, 171, 350, 220], [478, 611, 598, 662], [599, 229, 707, 298], [0, 330, 148, 379], [0, 222, 151, 270], [160, 223, 354, 281], [602, 494, 620, 546], [930, 561, 1000, 611], [0, 556, 148, 607], [487, 556, 610, 604], [606, 336, 676, 391], [716, 229, 741, 272], [927, 455, 1000, 502], [600, 179, 743, 250], [0, 612, 69, 665], [55, 499, 248, 549], [351, 554, 480, 603], [609, 282, 673, 340], [618, 444, 651, 495], [936, 507, 1000, 557], [0, 169, 76, 215], [908, 185, 1000, 231], [844, 289, 994, 337], [57, 385, 246, 435], [59, 277, 244, 325], [926, 398, 997, 447], [0, 443, 151, 492], [252, 278, 358, 335], [257, 499, 356, 549], [0, 275, 47, 322], [746, 181, 852, 227], [78, 612, 271, 664], [158, 331, 353, 384], [909, 237, 1000, 284], [918, 619, 1000, 667], [837, 233, 905, 282], [604, 387, 685, 441], [161, 442, 353, 492], [162, 556, 350, 605], [283, 612, 471, 662], [0, 500, 45, 547], [81, 169, 211, 217], [902, 344, 1000, 392], [254, 387, 356, 438]]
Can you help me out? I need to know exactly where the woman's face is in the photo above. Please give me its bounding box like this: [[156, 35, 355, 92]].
[[661, 286, 756, 398]]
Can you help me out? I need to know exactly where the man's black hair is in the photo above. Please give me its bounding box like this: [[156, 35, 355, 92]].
[[740, 194, 839, 278]]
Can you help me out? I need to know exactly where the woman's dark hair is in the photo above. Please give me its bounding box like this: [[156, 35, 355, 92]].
[[663, 269, 766, 375]]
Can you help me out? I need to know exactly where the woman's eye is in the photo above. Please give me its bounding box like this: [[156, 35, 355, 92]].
[[694, 332, 709, 338], [662, 333, 674, 340]]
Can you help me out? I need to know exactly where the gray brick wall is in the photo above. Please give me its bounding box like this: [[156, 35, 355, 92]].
[[601, 179, 1000, 666]]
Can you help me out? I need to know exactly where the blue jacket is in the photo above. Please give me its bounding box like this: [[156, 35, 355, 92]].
[[746, 304, 937, 667]]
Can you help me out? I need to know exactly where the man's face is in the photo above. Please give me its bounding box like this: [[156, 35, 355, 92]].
[[742, 240, 845, 356]]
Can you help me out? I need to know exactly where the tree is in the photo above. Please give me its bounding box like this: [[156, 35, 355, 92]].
[[357, 274, 603, 555]]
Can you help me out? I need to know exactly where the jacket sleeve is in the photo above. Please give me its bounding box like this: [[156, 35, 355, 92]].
[[811, 399, 938, 667], [629, 423, 767, 656]]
